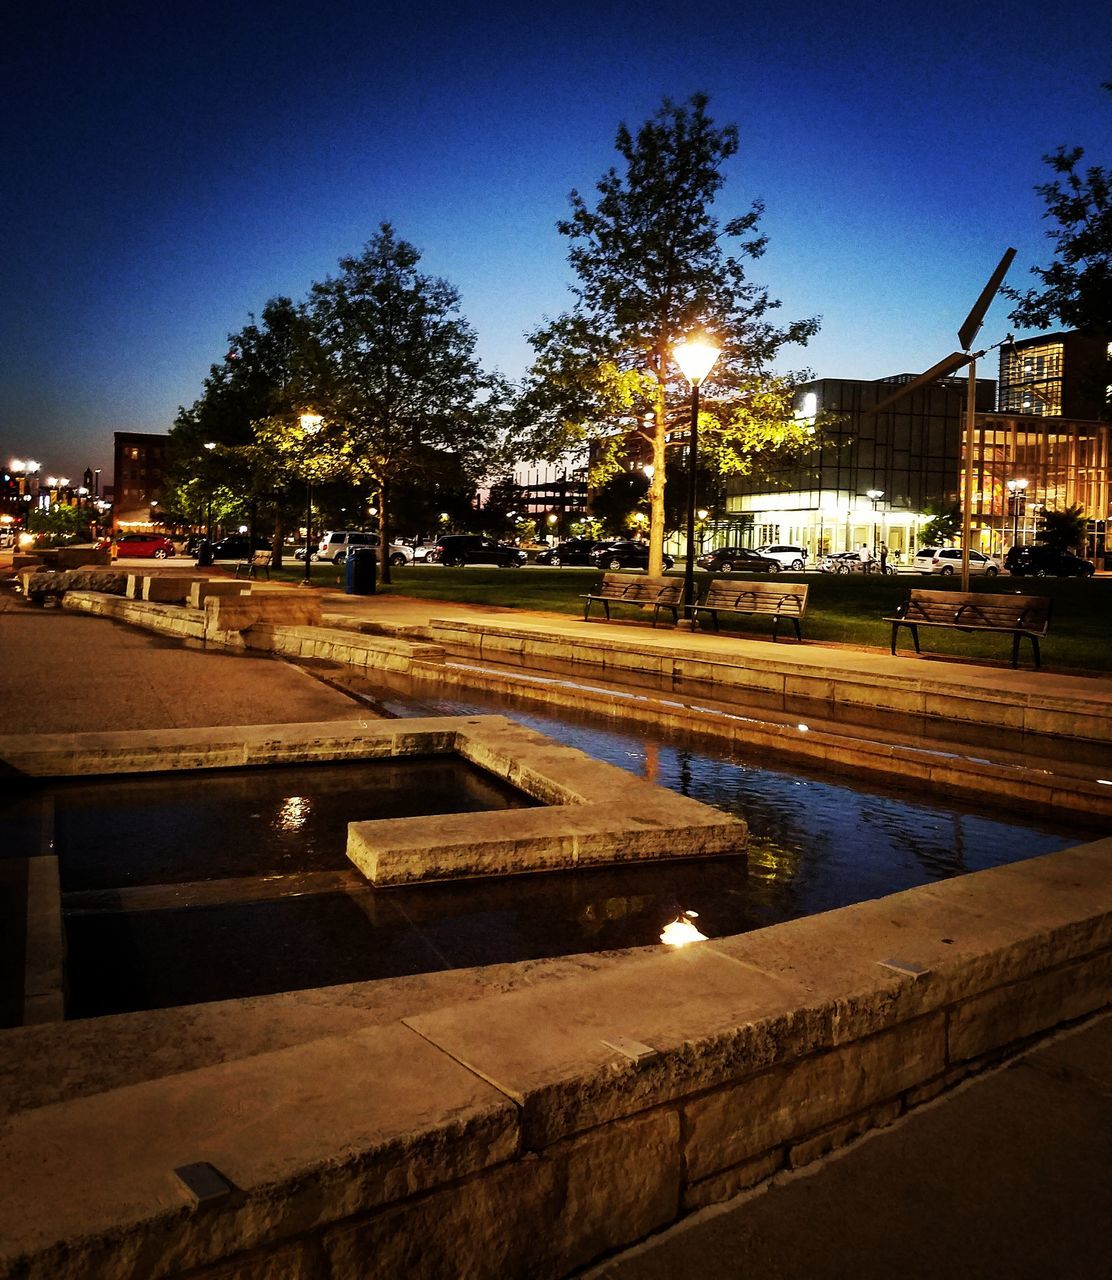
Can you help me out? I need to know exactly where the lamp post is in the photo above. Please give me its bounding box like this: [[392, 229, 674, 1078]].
[[866, 489, 884, 557], [203, 442, 217, 542], [1006, 477, 1028, 548], [673, 334, 721, 624], [299, 414, 323, 587]]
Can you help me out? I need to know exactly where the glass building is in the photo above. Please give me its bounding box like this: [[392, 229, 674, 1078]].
[[722, 371, 1110, 563]]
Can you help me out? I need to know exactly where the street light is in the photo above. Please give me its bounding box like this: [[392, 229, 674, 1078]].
[[866, 489, 884, 556], [673, 334, 721, 624], [299, 413, 323, 586], [1006, 477, 1028, 547], [203, 442, 217, 542]]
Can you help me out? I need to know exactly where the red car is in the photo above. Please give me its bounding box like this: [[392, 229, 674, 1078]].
[[112, 532, 176, 559]]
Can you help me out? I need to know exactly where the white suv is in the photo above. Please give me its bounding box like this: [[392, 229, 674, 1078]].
[[912, 547, 999, 576], [756, 544, 807, 570], [317, 530, 414, 566]]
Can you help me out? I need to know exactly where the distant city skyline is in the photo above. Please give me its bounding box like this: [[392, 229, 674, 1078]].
[[3, 0, 1109, 481]]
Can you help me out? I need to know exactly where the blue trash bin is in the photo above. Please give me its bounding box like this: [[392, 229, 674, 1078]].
[[345, 546, 377, 595]]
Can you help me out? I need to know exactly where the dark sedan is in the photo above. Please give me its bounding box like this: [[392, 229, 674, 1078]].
[[1004, 544, 1095, 578], [589, 540, 675, 571], [695, 546, 780, 574], [209, 535, 272, 560], [536, 538, 603, 566]]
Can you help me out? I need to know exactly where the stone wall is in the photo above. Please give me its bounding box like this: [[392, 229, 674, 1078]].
[[1, 838, 1109, 1279]]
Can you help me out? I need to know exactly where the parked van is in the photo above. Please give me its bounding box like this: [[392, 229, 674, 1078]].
[[316, 530, 413, 566]]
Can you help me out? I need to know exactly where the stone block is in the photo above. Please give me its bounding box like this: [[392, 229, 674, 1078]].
[[61, 569, 129, 595], [948, 950, 1112, 1063], [12, 553, 45, 570], [787, 1097, 902, 1168], [142, 576, 199, 604], [125, 573, 145, 599], [681, 1013, 945, 1182], [683, 1148, 784, 1212], [406, 947, 822, 1149], [189, 581, 251, 610], [54, 546, 110, 569], [193, 1237, 326, 1280], [323, 1109, 679, 1280], [0, 1025, 518, 1280], [204, 593, 323, 635]]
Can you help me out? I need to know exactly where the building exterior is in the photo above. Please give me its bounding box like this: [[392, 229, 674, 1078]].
[[720, 364, 1110, 563], [723, 374, 995, 562], [998, 330, 1110, 420], [112, 432, 169, 530]]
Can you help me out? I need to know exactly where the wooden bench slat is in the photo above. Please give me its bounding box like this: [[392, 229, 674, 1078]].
[[884, 588, 1051, 668], [692, 578, 808, 640], [235, 551, 273, 580], [582, 572, 682, 627]]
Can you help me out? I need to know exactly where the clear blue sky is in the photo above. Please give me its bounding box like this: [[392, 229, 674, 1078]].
[[3, 0, 1109, 480]]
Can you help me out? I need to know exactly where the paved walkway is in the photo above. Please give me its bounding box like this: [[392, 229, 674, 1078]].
[[589, 1012, 1112, 1280]]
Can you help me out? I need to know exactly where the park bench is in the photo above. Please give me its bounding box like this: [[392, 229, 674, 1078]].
[[885, 588, 1052, 669], [691, 579, 809, 641], [582, 572, 683, 627], [234, 550, 272, 581]]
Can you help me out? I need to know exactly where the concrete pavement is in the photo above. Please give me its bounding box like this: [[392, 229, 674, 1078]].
[[589, 1012, 1112, 1280]]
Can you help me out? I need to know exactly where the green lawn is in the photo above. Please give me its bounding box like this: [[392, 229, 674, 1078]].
[[268, 563, 1112, 674]]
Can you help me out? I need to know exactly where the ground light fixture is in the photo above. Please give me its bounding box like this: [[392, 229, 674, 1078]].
[[299, 413, 323, 586], [673, 334, 721, 622], [660, 910, 708, 947]]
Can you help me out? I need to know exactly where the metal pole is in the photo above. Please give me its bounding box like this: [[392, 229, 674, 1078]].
[[683, 381, 700, 620], [303, 480, 313, 586], [960, 358, 976, 592]]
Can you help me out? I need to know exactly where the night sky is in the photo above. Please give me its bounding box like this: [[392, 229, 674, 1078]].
[[4, 0, 1110, 480]]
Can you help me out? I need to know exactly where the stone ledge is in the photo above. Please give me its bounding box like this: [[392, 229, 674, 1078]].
[[0, 1025, 519, 1280]]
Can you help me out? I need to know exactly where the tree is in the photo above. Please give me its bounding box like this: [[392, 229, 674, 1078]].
[[166, 297, 317, 563], [308, 224, 508, 583], [517, 94, 820, 574], [1037, 503, 1088, 552], [920, 499, 961, 547], [1006, 83, 1112, 417]]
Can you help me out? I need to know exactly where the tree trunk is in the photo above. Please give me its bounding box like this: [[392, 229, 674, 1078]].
[[379, 475, 392, 587], [271, 509, 284, 570]]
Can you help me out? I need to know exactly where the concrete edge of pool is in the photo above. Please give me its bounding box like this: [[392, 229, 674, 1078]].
[[0, 835, 1109, 1280], [0, 715, 747, 888]]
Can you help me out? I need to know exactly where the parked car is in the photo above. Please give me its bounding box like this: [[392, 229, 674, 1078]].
[[695, 546, 780, 574], [912, 547, 999, 576], [589, 540, 675, 572], [819, 551, 873, 573], [535, 538, 603, 566], [426, 535, 526, 567], [112, 532, 176, 559], [1004, 544, 1095, 578], [209, 535, 272, 560], [315, 530, 414, 566], [755, 544, 807, 570]]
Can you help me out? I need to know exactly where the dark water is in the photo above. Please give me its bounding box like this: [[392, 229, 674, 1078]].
[[38, 663, 1105, 1019], [5, 757, 537, 891]]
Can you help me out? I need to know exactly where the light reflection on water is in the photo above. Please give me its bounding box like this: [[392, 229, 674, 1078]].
[[47, 667, 1104, 1020], [372, 680, 1090, 921]]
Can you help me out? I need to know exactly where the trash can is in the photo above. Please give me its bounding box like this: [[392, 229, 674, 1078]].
[[345, 546, 377, 595], [196, 540, 213, 567]]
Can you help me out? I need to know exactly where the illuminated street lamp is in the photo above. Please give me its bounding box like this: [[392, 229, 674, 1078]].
[[202, 442, 218, 542], [866, 489, 884, 556], [673, 334, 721, 623], [1006, 477, 1028, 546], [299, 413, 323, 586]]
